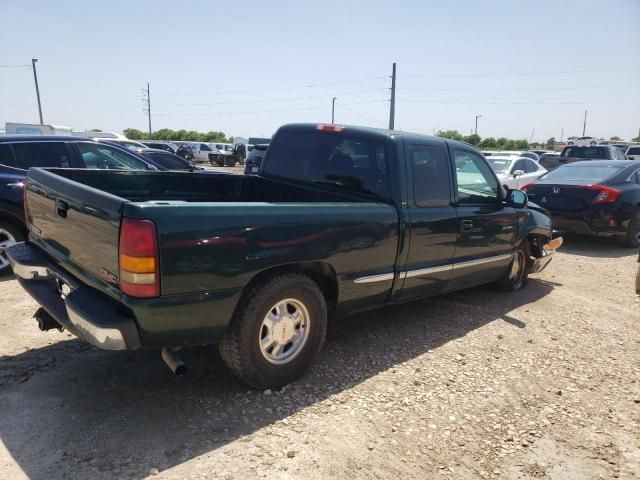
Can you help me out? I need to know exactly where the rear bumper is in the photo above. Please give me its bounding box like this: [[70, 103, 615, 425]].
[[7, 242, 141, 350], [550, 209, 629, 237]]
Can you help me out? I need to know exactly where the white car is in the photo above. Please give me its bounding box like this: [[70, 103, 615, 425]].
[[625, 145, 640, 160], [182, 142, 222, 163], [487, 156, 547, 189], [567, 136, 598, 146]]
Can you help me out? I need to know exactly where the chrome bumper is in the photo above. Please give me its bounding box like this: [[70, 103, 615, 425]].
[[7, 243, 140, 350]]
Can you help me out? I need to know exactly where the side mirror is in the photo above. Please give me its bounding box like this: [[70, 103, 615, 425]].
[[509, 189, 528, 209], [512, 169, 525, 177]]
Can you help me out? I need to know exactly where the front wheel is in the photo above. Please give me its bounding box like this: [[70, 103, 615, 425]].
[[219, 274, 327, 389], [497, 240, 531, 292]]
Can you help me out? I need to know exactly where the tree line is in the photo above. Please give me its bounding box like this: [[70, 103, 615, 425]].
[[435, 130, 529, 150], [123, 128, 233, 143]]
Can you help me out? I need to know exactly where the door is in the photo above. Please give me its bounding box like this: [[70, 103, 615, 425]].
[[398, 143, 458, 300], [449, 148, 518, 290]]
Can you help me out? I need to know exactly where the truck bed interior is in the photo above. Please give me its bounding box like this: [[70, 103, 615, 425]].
[[46, 169, 383, 204]]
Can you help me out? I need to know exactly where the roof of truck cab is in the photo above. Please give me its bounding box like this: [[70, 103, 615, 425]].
[[280, 123, 475, 148]]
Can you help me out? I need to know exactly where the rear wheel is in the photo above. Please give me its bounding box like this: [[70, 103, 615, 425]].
[[219, 273, 327, 389], [497, 240, 531, 292], [623, 211, 640, 248], [0, 222, 24, 275]]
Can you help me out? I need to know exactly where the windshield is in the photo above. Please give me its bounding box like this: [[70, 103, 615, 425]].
[[539, 165, 623, 183], [488, 158, 512, 174], [562, 146, 609, 159], [78, 143, 149, 170], [116, 140, 145, 151], [263, 129, 390, 199]]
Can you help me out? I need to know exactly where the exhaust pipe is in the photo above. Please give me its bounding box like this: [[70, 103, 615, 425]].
[[161, 348, 186, 376], [34, 308, 63, 332]]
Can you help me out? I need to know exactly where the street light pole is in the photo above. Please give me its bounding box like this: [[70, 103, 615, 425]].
[[31, 58, 43, 124], [474, 115, 482, 143], [582, 110, 588, 136], [331, 97, 337, 124]]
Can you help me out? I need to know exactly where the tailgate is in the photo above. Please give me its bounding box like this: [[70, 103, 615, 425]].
[[25, 168, 125, 298]]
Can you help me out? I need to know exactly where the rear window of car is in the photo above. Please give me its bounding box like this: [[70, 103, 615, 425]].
[[12, 142, 70, 169], [540, 165, 624, 182], [263, 129, 390, 199], [147, 152, 189, 170], [561, 146, 610, 159], [77, 143, 149, 170], [627, 147, 640, 155], [488, 158, 511, 174]]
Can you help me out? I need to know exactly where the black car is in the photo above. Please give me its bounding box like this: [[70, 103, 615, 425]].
[[141, 141, 178, 153], [522, 160, 640, 247], [136, 148, 200, 171], [538, 152, 562, 171], [243, 144, 269, 175], [0, 136, 155, 273]]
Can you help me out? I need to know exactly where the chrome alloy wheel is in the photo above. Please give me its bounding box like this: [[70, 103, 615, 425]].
[[0, 228, 17, 271], [509, 249, 526, 284], [258, 298, 310, 365]]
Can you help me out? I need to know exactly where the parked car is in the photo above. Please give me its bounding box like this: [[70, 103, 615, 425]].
[[486, 156, 546, 189], [176, 144, 195, 161], [0, 136, 156, 274], [625, 145, 640, 160], [94, 138, 148, 151], [530, 150, 553, 157], [181, 142, 221, 163], [7, 123, 559, 388], [538, 152, 562, 171], [141, 141, 178, 153], [560, 145, 627, 163], [208, 144, 237, 167], [567, 136, 598, 146], [522, 160, 640, 247], [136, 148, 201, 171], [244, 144, 269, 174], [482, 151, 540, 161]]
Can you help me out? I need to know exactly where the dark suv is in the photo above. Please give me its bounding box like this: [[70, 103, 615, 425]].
[[0, 136, 153, 274]]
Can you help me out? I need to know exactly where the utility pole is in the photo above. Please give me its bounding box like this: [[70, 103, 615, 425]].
[[529, 128, 535, 143], [31, 58, 43, 124], [474, 115, 482, 142], [389, 62, 396, 130], [142, 83, 152, 136], [560, 128, 564, 143], [582, 109, 588, 136], [331, 97, 337, 124]]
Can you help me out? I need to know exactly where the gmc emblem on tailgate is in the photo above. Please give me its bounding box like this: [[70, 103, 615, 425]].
[[100, 268, 118, 283], [552, 187, 561, 194]]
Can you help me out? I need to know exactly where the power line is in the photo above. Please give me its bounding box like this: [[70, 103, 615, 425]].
[[0, 64, 30, 68], [335, 102, 387, 126], [398, 99, 639, 105], [399, 85, 640, 92], [401, 67, 640, 78]]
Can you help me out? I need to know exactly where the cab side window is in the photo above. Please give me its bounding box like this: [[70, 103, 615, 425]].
[[12, 142, 70, 169], [453, 150, 499, 204], [410, 145, 451, 207], [511, 159, 526, 174], [201, 144, 211, 152]]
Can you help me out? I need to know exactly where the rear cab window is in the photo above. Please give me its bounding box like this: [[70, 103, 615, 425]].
[[561, 146, 610, 159], [409, 145, 451, 207], [262, 129, 390, 200]]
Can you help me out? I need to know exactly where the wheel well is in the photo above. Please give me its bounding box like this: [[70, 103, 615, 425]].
[[241, 262, 338, 317], [0, 212, 27, 237]]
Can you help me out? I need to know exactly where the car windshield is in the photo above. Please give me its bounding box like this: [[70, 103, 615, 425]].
[[539, 165, 623, 182], [116, 141, 145, 151], [562, 146, 609, 159], [488, 158, 512, 174]]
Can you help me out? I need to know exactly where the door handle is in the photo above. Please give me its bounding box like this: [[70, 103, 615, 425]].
[[56, 200, 68, 218], [5, 182, 24, 189], [460, 220, 473, 232]]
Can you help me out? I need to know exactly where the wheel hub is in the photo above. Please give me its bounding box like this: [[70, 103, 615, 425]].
[[258, 298, 310, 365], [273, 317, 296, 345]]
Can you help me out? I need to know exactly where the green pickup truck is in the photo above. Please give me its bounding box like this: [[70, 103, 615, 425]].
[[8, 123, 560, 388]]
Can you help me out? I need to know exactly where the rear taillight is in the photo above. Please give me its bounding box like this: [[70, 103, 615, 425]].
[[119, 218, 160, 298], [520, 183, 534, 191], [585, 184, 621, 204], [316, 124, 345, 132]]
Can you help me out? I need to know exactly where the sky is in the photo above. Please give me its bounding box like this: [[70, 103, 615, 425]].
[[1, 0, 639, 142]]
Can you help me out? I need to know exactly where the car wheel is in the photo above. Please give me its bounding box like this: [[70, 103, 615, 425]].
[[497, 240, 531, 292], [0, 221, 24, 275], [219, 273, 327, 389], [590, 141, 597, 145], [624, 211, 640, 248]]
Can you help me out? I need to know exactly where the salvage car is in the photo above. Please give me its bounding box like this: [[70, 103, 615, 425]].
[[522, 160, 640, 247], [7, 123, 560, 388]]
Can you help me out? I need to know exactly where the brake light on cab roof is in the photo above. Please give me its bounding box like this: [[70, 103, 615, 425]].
[[316, 124, 345, 133]]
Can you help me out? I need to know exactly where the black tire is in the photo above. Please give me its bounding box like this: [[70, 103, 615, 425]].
[[0, 221, 25, 276], [497, 240, 531, 292], [219, 273, 327, 389], [623, 210, 640, 248]]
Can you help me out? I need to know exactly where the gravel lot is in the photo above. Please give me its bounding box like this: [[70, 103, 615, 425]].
[[0, 235, 638, 480]]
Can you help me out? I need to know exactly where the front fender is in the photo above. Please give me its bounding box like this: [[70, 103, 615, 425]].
[[518, 202, 553, 246]]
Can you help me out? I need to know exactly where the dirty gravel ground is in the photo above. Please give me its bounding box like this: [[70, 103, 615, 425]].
[[0, 235, 638, 480]]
